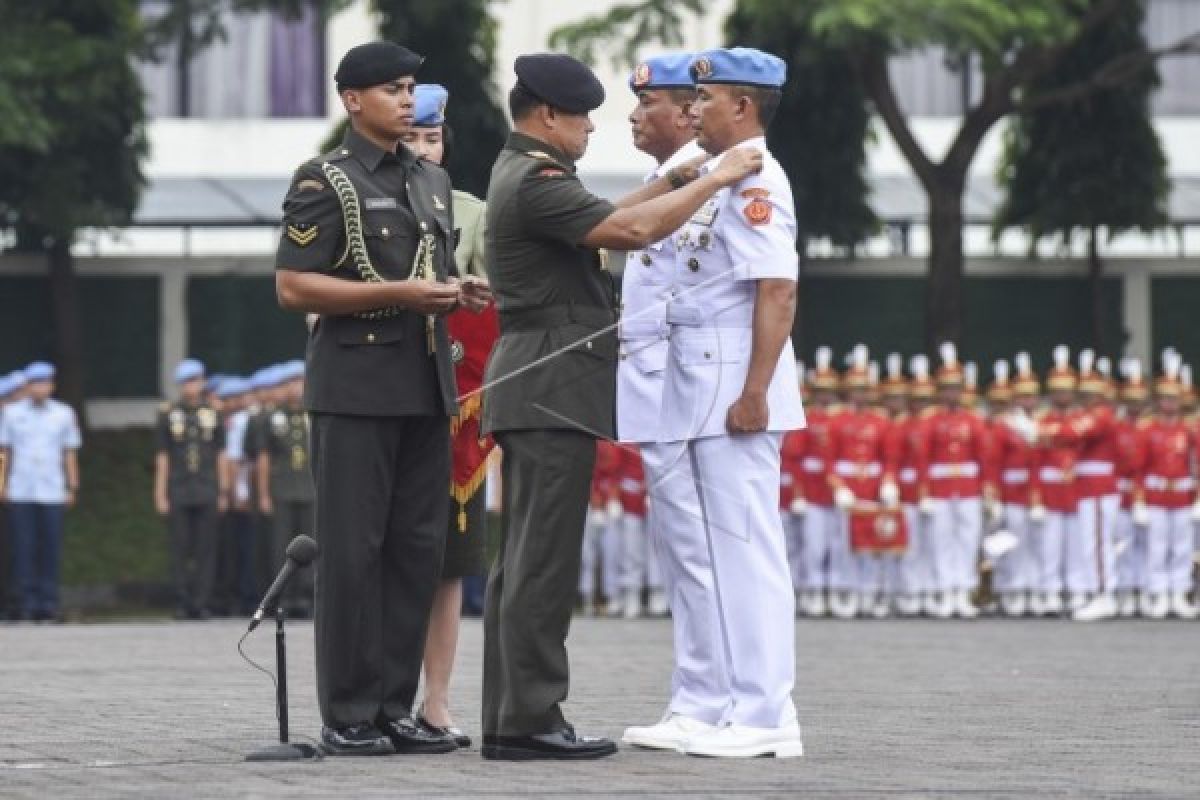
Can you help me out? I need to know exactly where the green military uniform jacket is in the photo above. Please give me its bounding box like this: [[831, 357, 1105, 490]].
[[276, 128, 459, 418], [452, 189, 487, 279], [481, 132, 619, 437], [245, 404, 314, 503], [156, 401, 225, 506]]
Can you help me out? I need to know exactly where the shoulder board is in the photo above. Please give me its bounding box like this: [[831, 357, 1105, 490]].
[[317, 146, 351, 163]]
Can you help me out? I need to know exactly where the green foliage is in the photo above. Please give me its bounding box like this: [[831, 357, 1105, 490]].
[[372, 0, 510, 197], [63, 429, 166, 587], [995, 0, 1168, 241], [808, 0, 1089, 67], [726, 0, 876, 249], [548, 0, 705, 68], [0, 0, 148, 240]]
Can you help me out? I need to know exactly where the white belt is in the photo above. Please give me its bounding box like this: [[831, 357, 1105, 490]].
[[1076, 460, 1114, 477], [929, 462, 979, 479], [834, 461, 882, 478], [1039, 467, 1069, 483], [803, 457, 825, 473], [619, 478, 643, 493], [665, 302, 752, 329], [1002, 468, 1030, 484], [899, 467, 918, 483], [1144, 475, 1195, 491]]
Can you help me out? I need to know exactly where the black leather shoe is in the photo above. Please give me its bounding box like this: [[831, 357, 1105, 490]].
[[417, 712, 471, 748], [377, 715, 458, 754], [481, 725, 617, 761], [319, 724, 395, 756]]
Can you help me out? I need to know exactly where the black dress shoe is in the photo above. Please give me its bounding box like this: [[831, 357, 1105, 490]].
[[319, 724, 395, 756], [416, 712, 471, 748], [376, 715, 458, 754], [481, 724, 617, 761]]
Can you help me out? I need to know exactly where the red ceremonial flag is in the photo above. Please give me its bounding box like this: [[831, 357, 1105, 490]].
[[446, 302, 499, 531]]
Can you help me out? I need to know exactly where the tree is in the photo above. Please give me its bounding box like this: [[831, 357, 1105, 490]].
[[0, 0, 149, 421], [995, 0, 1168, 354], [552, 0, 1200, 349]]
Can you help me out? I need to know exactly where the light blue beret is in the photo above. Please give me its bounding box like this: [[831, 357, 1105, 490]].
[[690, 47, 786, 89], [413, 84, 448, 128], [629, 52, 694, 91]]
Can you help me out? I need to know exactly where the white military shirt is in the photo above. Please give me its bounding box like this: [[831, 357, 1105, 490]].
[[0, 397, 82, 504], [659, 136, 805, 442], [616, 139, 706, 444]]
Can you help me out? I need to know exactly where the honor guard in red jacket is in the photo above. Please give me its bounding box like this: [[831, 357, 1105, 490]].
[[917, 343, 993, 618], [880, 353, 920, 616], [1113, 357, 1151, 617], [1137, 351, 1199, 619], [826, 345, 898, 618], [580, 439, 623, 615], [794, 347, 842, 617], [1071, 352, 1123, 621], [987, 358, 1031, 617], [1027, 346, 1083, 617]]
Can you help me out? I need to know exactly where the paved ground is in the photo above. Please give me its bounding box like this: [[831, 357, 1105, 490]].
[[1, 616, 1197, 799]]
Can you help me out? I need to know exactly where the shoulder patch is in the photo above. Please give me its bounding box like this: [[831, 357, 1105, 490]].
[[537, 167, 566, 178], [741, 188, 772, 226], [294, 178, 325, 193], [286, 223, 318, 247]]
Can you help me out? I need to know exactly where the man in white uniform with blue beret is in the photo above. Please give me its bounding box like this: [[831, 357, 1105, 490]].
[[615, 53, 732, 752], [655, 47, 804, 759]]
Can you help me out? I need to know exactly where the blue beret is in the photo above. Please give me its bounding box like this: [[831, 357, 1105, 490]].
[[413, 84, 448, 128], [629, 53, 695, 92], [205, 373, 230, 393], [515, 53, 605, 114], [7, 370, 27, 389], [24, 361, 56, 383], [174, 358, 205, 384], [217, 377, 249, 399], [335, 42, 424, 90], [691, 47, 786, 89], [281, 360, 306, 382]]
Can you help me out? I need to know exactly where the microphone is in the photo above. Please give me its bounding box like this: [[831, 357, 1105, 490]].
[[248, 535, 319, 632]]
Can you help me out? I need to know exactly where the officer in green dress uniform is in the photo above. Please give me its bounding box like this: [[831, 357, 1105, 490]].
[[253, 360, 315, 614], [479, 52, 763, 760], [274, 41, 490, 757], [154, 358, 229, 619]]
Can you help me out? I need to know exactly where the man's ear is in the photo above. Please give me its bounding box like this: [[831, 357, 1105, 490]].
[[733, 93, 752, 124], [541, 104, 557, 130], [341, 89, 362, 114], [674, 101, 693, 130]]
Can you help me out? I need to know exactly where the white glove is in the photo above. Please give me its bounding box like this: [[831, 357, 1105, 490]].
[[1132, 502, 1150, 527], [1028, 504, 1046, 524], [834, 486, 856, 511], [606, 498, 623, 521], [879, 482, 900, 508], [790, 497, 807, 516], [918, 497, 937, 516]]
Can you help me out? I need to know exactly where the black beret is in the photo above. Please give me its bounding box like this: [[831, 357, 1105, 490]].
[[514, 53, 605, 114], [335, 42, 424, 90]]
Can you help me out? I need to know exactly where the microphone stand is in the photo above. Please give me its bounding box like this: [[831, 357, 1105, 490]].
[[245, 607, 321, 761]]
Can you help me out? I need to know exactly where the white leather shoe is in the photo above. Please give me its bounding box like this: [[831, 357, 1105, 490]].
[[1143, 593, 1169, 619], [811, 591, 828, 617], [954, 589, 979, 619], [1169, 591, 1199, 620], [1072, 592, 1117, 622], [894, 594, 920, 617], [1116, 591, 1137, 617], [647, 589, 669, 617], [682, 722, 804, 759], [622, 589, 642, 620], [828, 590, 858, 619], [623, 713, 717, 751]]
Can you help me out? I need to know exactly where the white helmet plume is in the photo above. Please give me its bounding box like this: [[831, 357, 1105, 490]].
[[1096, 357, 1111, 378], [1078, 348, 1095, 375], [1015, 352, 1033, 377], [1163, 348, 1182, 379], [815, 346, 832, 371], [1121, 357, 1142, 383], [993, 360, 1009, 383], [1053, 345, 1070, 370], [850, 343, 868, 371], [939, 341, 958, 368], [886, 353, 904, 380], [910, 354, 930, 380], [964, 361, 978, 388]]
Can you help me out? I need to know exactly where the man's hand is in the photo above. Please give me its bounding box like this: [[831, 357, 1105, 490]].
[[259, 495, 274, 516], [710, 147, 764, 188], [726, 390, 769, 434], [457, 275, 492, 313], [155, 493, 169, 516], [669, 153, 709, 187], [394, 280, 460, 315]]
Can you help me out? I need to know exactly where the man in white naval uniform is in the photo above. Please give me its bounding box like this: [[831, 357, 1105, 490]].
[[614, 53, 731, 752], [656, 48, 804, 759]]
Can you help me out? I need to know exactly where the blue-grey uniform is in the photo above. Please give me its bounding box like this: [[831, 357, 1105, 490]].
[[658, 49, 804, 754], [614, 54, 729, 726], [0, 362, 81, 620]]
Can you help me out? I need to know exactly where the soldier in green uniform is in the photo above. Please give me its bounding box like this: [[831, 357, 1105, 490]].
[[253, 360, 315, 615], [479, 52, 763, 760], [154, 358, 229, 620], [274, 41, 490, 757]]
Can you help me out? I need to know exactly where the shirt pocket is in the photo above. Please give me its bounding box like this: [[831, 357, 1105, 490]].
[[677, 332, 749, 366], [362, 209, 416, 277]]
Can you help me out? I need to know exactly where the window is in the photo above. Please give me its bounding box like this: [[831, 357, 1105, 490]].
[[138, 2, 326, 119]]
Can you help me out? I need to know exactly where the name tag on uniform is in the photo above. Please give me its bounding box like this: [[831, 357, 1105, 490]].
[[690, 199, 719, 227], [364, 197, 398, 210]]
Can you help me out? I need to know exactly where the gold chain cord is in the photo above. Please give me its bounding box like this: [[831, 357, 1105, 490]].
[[321, 161, 401, 319]]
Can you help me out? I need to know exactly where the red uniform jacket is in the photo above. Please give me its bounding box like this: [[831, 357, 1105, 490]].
[[780, 429, 805, 510], [1074, 406, 1119, 499], [797, 405, 839, 507], [918, 407, 993, 500], [990, 414, 1037, 506], [591, 439, 621, 509], [827, 407, 896, 501], [1138, 417, 1197, 510], [616, 444, 647, 517], [1114, 415, 1148, 511], [1033, 409, 1083, 513]]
